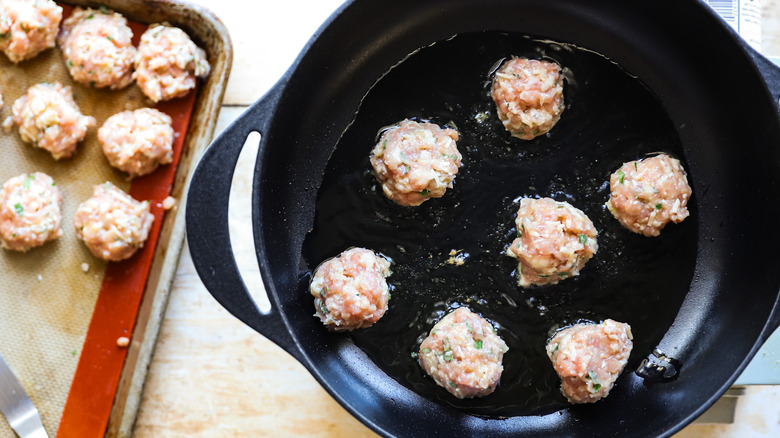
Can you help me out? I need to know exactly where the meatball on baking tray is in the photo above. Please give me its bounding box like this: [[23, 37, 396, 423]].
[[0, 1, 229, 435], [302, 31, 696, 416]]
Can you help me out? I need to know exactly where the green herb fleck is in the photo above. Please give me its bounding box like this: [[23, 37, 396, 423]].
[[634, 162, 638, 171], [617, 169, 625, 184], [14, 203, 23, 215], [99, 5, 110, 14], [51, 181, 56, 186], [71, 349, 77, 356], [655, 203, 662, 210], [422, 348, 431, 354], [578, 234, 588, 245], [24, 174, 33, 189], [448, 380, 458, 389], [382, 139, 387, 150], [106, 35, 114, 41], [66, 59, 73, 68], [419, 188, 430, 197], [557, 272, 570, 278], [87, 14, 95, 19], [474, 340, 483, 349], [516, 228, 522, 238], [443, 350, 454, 362], [20, 23, 28, 32], [552, 342, 560, 353], [587, 371, 602, 392]]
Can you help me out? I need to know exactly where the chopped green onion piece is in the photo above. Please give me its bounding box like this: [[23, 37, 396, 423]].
[[587, 371, 602, 392], [443, 350, 454, 362], [422, 348, 431, 354], [655, 204, 662, 210], [23, 174, 33, 189], [578, 234, 587, 245], [474, 340, 483, 349], [99, 5, 110, 14], [419, 189, 430, 197], [448, 380, 458, 389], [617, 169, 625, 184], [634, 162, 638, 171], [14, 203, 23, 215], [516, 229, 522, 238]]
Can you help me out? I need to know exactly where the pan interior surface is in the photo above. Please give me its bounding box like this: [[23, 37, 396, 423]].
[[301, 31, 697, 417]]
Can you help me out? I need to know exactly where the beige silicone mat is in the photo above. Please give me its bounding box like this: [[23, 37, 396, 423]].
[[0, 31, 151, 437]]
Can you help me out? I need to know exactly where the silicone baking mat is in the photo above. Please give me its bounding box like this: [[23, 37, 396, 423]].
[[0, 4, 197, 436]]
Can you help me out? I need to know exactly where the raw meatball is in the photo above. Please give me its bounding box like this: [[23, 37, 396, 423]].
[[74, 182, 154, 261], [98, 108, 174, 177], [369, 119, 462, 206], [309, 247, 392, 331], [57, 7, 136, 90], [0, 172, 62, 251], [546, 319, 633, 404], [491, 58, 564, 140], [508, 197, 598, 287], [0, 0, 62, 63], [606, 154, 692, 237], [418, 307, 509, 399], [133, 23, 210, 102], [11, 82, 96, 160]]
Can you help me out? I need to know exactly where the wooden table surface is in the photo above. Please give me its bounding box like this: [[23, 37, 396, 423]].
[[133, 1, 780, 436]]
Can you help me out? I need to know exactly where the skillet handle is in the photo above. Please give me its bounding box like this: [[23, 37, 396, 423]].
[[186, 81, 305, 363]]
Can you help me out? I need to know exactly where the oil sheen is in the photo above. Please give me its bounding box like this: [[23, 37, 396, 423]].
[[302, 31, 697, 417]]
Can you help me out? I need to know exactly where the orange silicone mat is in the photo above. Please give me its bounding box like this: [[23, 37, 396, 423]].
[[0, 3, 200, 436]]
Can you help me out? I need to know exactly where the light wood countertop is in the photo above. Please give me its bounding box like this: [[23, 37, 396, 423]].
[[133, 1, 780, 436]]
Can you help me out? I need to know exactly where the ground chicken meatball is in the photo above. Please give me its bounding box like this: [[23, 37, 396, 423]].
[[309, 247, 392, 331], [508, 197, 598, 287], [57, 7, 136, 90], [74, 182, 154, 261], [546, 319, 633, 404], [11, 82, 96, 160], [418, 307, 509, 399], [606, 154, 692, 237], [0, 0, 62, 63], [369, 119, 462, 206], [0, 172, 62, 251], [98, 108, 174, 177], [133, 23, 210, 103], [491, 58, 564, 140]]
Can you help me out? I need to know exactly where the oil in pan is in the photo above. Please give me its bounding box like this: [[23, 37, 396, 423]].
[[302, 31, 697, 416]]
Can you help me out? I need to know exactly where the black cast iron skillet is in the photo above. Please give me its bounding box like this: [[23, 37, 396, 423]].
[[186, 0, 780, 436]]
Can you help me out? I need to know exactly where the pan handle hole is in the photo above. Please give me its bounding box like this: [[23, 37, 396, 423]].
[[227, 130, 272, 314]]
